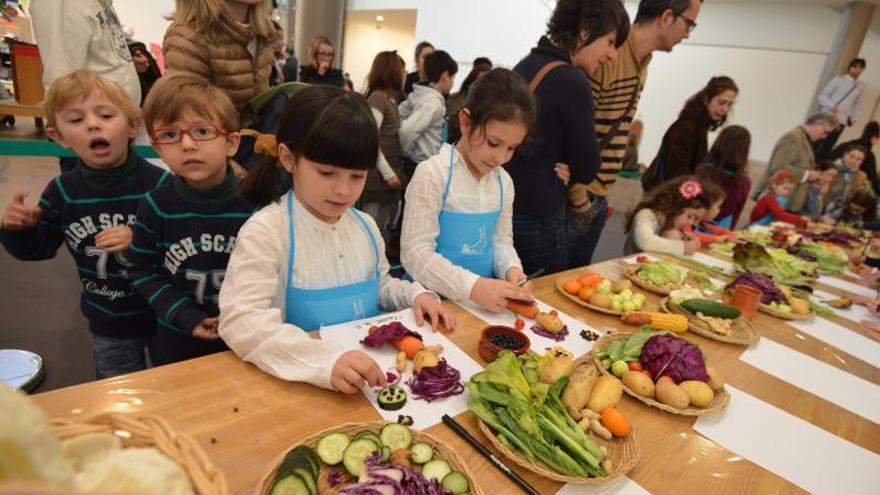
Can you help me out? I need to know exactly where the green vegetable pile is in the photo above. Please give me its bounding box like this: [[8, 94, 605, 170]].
[[800, 244, 848, 274], [592, 327, 653, 370], [467, 352, 607, 478], [733, 243, 817, 287], [636, 262, 685, 286]]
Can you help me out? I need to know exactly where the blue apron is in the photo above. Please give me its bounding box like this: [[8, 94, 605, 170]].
[[435, 146, 503, 278], [753, 194, 788, 226], [715, 215, 733, 229], [284, 193, 382, 331]]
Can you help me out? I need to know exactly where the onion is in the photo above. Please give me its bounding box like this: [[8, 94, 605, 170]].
[[530, 325, 569, 342], [405, 359, 464, 402]]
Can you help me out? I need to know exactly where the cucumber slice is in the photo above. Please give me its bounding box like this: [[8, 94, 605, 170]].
[[353, 431, 382, 446], [441, 471, 470, 494], [316, 432, 350, 466], [270, 474, 309, 495], [343, 438, 380, 477], [377, 385, 407, 411], [293, 468, 317, 495], [379, 423, 412, 451], [277, 446, 319, 480], [421, 459, 452, 482], [409, 442, 433, 464], [381, 446, 391, 462]]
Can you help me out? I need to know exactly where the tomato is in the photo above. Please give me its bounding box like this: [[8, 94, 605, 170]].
[[514, 319, 525, 330], [636, 255, 649, 264], [627, 362, 644, 372]]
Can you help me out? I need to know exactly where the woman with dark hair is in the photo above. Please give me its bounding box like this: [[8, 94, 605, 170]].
[[446, 57, 494, 144], [695, 125, 751, 229], [404, 41, 434, 95], [830, 121, 880, 195], [505, 0, 630, 275], [299, 35, 344, 88], [128, 41, 162, 105], [642, 75, 739, 191]]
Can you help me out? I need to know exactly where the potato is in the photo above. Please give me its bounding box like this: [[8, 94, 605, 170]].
[[655, 381, 690, 409], [705, 365, 725, 391], [587, 375, 623, 413], [589, 293, 613, 309], [612, 279, 633, 293], [535, 312, 565, 333], [621, 371, 655, 398], [790, 297, 811, 315], [562, 364, 598, 419], [679, 381, 715, 408], [539, 355, 574, 384]]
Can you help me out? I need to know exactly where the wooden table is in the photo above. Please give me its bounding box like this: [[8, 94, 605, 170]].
[[31, 255, 880, 495]]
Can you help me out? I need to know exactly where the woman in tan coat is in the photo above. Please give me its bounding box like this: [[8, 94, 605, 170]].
[[163, 0, 276, 117]]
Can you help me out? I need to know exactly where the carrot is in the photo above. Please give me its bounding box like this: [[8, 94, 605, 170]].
[[505, 299, 539, 319], [393, 335, 424, 359]]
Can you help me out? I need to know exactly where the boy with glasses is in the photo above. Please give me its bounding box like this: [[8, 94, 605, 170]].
[[128, 73, 257, 364]]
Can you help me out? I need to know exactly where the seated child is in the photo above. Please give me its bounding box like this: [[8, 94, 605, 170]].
[[749, 171, 809, 228], [827, 189, 877, 225], [0, 70, 169, 378], [624, 176, 711, 256], [219, 85, 455, 394], [799, 161, 838, 221], [684, 181, 738, 246], [127, 73, 258, 364]]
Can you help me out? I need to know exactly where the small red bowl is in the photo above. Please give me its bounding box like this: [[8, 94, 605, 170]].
[[479, 326, 530, 363]]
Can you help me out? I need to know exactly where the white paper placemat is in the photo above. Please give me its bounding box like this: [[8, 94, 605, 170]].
[[320, 310, 483, 428], [693, 386, 880, 495], [555, 477, 650, 495], [818, 274, 875, 297], [787, 314, 880, 368], [739, 338, 880, 423], [691, 251, 735, 274], [812, 289, 875, 324]]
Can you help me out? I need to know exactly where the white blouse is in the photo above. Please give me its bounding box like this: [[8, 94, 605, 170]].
[[401, 143, 522, 302], [624, 208, 686, 256], [219, 193, 430, 390]]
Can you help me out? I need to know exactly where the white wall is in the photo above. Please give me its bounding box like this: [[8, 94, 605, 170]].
[[114, 0, 174, 50], [342, 11, 416, 93]]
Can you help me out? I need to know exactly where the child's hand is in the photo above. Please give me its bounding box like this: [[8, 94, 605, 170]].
[[505, 267, 533, 294], [331, 350, 386, 394], [1, 192, 42, 231], [554, 162, 571, 186], [192, 317, 220, 340], [95, 226, 133, 252], [386, 175, 402, 190], [412, 293, 456, 332], [470, 277, 533, 313], [683, 236, 701, 254]]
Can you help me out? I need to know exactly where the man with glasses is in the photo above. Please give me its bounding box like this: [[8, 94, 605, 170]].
[[566, 0, 703, 269], [753, 112, 840, 214]]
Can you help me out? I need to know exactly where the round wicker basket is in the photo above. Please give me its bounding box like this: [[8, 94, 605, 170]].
[[620, 264, 679, 296], [660, 298, 759, 346], [594, 334, 730, 416], [555, 276, 623, 316], [758, 303, 814, 321], [255, 422, 484, 495]]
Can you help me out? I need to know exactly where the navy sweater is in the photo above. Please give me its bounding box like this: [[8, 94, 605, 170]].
[[505, 36, 600, 218], [0, 153, 169, 337], [127, 167, 256, 337]]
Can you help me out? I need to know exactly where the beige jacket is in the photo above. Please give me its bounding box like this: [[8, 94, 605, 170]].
[[755, 126, 816, 212], [163, 13, 274, 114]]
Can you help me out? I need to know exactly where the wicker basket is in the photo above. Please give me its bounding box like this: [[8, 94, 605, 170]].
[[758, 303, 814, 321], [660, 298, 759, 346], [620, 263, 680, 296], [255, 422, 484, 495], [594, 334, 730, 416], [0, 413, 227, 495], [476, 360, 641, 486]]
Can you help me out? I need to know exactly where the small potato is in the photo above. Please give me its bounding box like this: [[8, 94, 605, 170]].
[[621, 371, 655, 398], [587, 375, 623, 413], [680, 381, 715, 408], [655, 380, 690, 409], [705, 365, 725, 392], [612, 279, 632, 293]]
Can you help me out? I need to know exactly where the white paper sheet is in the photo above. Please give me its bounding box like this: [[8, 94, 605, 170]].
[[693, 386, 880, 495], [457, 300, 601, 358], [320, 310, 483, 428], [787, 314, 880, 368], [555, 477, 650, 495], [812, 289, 875, 324], [620, 253, 660, 265], [691, 251, 735, 274], [739, 338, 880, 423], [818, 274, 876, 297]]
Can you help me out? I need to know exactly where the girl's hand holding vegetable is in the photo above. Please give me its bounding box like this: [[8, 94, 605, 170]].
[[331, 350, 386, 394], [470, 277, 533, 313], [412, 293, 456, 332]]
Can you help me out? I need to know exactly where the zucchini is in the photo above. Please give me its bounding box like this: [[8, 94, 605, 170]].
[[681, 299, 741, 319], [421, 459, 452, 482], [343, 438, 381, 477], [377, 385, 407, 411], [441, 471, 470, 494], [379, 423, 412, 451], [409, 442, 433, 464], [316, 432, 350, 466]]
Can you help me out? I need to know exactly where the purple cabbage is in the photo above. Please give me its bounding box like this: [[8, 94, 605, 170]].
[[725, 272, 787, 305], [405, 359, 464, 402], [640, 334, 709, 384], [361, 322, 423, 348], [339, 458, 453, 495], [529, 325, 569, 342]]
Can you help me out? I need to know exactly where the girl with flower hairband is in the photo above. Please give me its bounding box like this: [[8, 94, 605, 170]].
[[623, 176, 712, 256]]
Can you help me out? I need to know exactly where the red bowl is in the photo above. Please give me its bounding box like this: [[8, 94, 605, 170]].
[[479, 326, 530, 363]]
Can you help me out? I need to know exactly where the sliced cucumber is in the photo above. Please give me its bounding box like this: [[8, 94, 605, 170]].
[[270, 474, 309, 495], [377, 385, 407, 411], [316, 432, 350, 466], [293, 468, 317, 495], [441, 471, 470, 494], [409, 442, 433, 464], [422, 459, 452, 482], [277, 445, 318, 480], [381, 446, 392, 462], [353, 431, 382, 446], [343, 438, 381, 477], [379, 423, 412, 451]]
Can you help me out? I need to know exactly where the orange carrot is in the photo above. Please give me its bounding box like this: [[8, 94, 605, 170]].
[[505, 299, 539, 319], [393, 335, 424, 359]]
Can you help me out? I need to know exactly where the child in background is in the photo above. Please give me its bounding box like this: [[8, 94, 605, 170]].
[[219, 85, 455, 394], [799, 161, 838, 221], [127, 74, 257, 364], [684, 181, 738, 246], [749, 171, 809, 228], [828, 189, 877, 224], [695, 125, 752, 229], [398, 50, 458, 178], [624, 176, 711, 256], [822, 144, 869, 222], [0, 70, 169, 378], [401, 68, 536, 312]]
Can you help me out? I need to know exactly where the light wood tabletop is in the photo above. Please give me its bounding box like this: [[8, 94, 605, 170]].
[[30, 254, 880, 495]]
